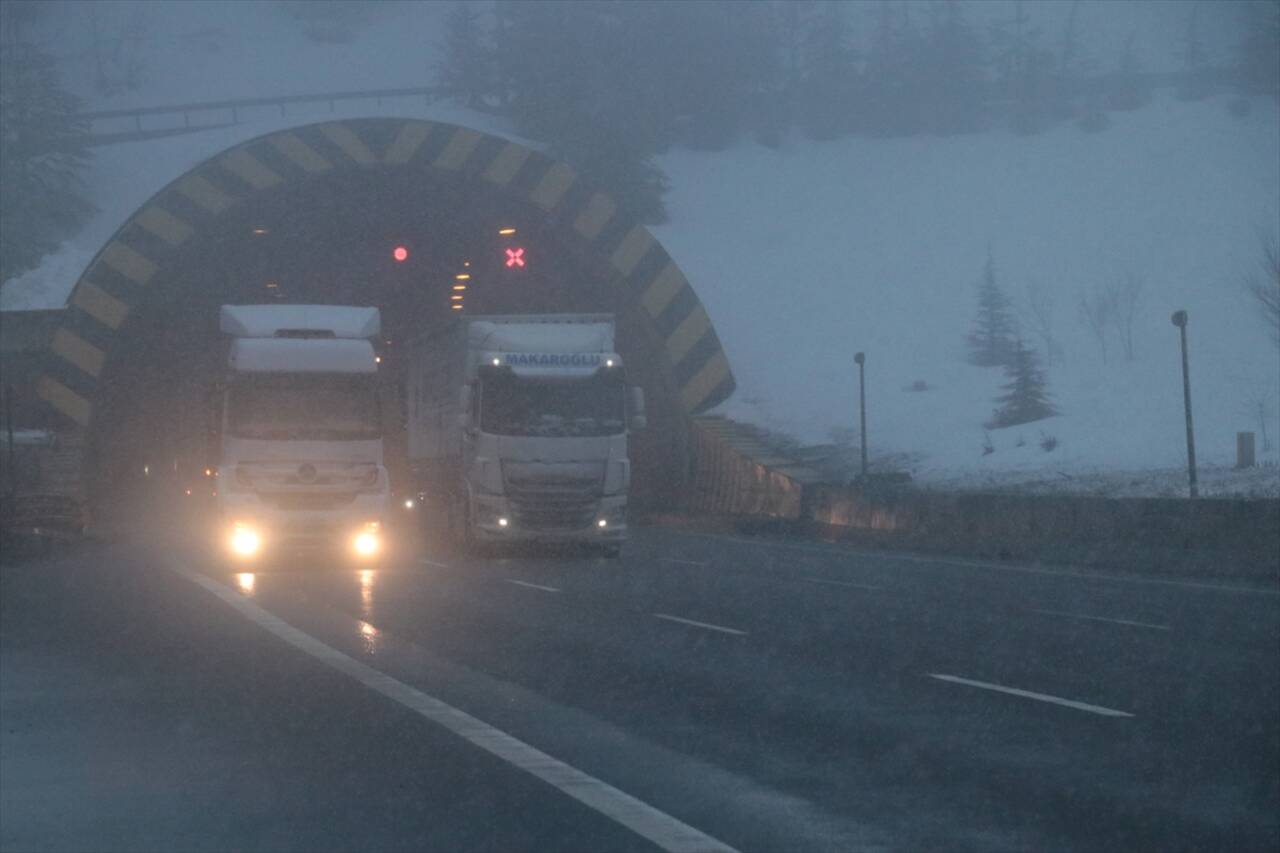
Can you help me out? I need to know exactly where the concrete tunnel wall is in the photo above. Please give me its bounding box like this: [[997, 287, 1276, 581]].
[[30, 118, 736, 512]]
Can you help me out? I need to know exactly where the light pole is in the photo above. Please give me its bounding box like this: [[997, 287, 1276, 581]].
[[854, 352, 867, 480], [1171, 310, 1198, 498]]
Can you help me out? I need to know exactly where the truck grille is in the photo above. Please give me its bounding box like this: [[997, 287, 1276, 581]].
[[266, 492, 357, 511], [506, 478, 598, 530]]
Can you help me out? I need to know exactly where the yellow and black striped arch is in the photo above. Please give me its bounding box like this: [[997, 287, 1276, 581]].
[[38, 118, 735, 428]]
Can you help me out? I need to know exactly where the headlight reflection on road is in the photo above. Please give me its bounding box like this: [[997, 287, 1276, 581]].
[[235, 572, 256, 595], [359, 620, 379, 654], [359, 569, 375, 619]]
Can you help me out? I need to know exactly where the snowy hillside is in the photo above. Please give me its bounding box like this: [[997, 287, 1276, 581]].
[[2, 0, 1277, 492]]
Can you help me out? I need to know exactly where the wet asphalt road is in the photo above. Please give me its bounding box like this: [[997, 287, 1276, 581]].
[[2, 520, 1277, 852]]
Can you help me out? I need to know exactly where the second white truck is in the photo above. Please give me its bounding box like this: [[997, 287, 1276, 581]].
[[405, 314, 644, 556]]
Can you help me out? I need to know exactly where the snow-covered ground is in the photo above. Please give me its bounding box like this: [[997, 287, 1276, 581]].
[[2, 0, 1277, 496]]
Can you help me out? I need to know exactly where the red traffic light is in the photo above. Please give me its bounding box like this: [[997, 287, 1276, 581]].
[[393, 246, 409, 262]]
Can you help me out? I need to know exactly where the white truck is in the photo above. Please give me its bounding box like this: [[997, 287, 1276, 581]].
[[406, 314, 644, 556], [214, 305, 389, 562]]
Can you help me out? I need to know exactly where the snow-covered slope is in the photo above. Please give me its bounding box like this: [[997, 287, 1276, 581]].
[[3, 0, 1277, 489]]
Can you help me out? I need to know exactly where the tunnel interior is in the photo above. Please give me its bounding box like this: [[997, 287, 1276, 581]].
[[86, 146, 690, 517]]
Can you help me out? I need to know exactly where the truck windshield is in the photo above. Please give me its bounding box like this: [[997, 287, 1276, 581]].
[[227, 373, 381, 441], [479, 370, 625, 437]]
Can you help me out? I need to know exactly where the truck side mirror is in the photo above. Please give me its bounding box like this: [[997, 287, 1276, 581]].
[[628, 387, 647, 432]]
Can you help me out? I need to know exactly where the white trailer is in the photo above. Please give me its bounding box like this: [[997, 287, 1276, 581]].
[[214, 305, 389, 562], [406, 314, 644, 556]]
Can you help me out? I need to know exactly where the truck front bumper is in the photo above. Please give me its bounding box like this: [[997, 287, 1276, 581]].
[[217, 492, 388, 559], [470, 494, 627, 544]]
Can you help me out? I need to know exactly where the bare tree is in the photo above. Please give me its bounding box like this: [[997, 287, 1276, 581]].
[[1108, 271, 1144, 361], [1018, 280, 1062, 366], [1245, 231, 1280, 350], [1078, 285, 1113, 364]]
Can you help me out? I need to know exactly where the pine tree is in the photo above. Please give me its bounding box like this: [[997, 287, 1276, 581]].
[[436, 2, 496, 110], [988, 0, 1058, 134], [795, 1, 859, 141], [923, 1, 989, 135], [989, 339, 1057, 428], [967, 249, 1018, 367], [0, 41, 95, 284], [496, 1, 670, 222], [1236, 0, 1280, 97]]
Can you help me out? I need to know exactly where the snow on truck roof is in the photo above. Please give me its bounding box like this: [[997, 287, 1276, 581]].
[[469, 315, 614, 353], [229, 338, 377, 373], [220, 305, 380, 339]]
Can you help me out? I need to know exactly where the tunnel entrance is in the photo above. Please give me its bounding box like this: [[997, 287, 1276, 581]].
[[35, 119, 734, 517]]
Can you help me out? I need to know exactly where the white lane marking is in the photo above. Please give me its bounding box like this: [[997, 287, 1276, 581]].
[[927, 673, 1134, 718], [660, 530, 1280, 596], [418, 558, 451, 568], [802, 577, 883, 591], [653, 613, 748, 636], [663, 558, 710, 567], [172, 563, 737, 853], [1030, 608, 1171, 632], [505, 579, 561, 593]]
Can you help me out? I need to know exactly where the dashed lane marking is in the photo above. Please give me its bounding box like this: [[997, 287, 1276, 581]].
[[927, 673, 1134, 718], [1030, 608, 1171, 632], [653, 613, 748, 636], [171, 562, 738, 853], [418, 558, 451, 568], [506, 579, 561, 593], [663, 558, 710, 567], [802, 577, 883, 591]]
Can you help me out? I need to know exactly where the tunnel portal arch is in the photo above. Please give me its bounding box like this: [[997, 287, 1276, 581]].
[[34, 118, 735, 509]]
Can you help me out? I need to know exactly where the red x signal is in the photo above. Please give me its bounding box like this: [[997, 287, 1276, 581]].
[[505, 247, 526, 268]]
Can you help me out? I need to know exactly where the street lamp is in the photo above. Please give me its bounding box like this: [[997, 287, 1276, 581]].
[[1171, 310, 1198, 498], [854, 352, 867, 480]]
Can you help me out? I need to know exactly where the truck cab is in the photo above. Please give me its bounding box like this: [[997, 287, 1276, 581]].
[[407, 315, 644, 556], [214, 305, 389, 562]]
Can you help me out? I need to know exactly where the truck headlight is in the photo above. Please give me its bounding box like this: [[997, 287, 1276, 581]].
[[229, 523, 262, 558], [352, 522, 380, 558]]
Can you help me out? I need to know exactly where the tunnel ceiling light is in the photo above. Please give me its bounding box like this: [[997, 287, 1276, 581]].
[[452, 284, 467, 291], [451, 304, 464, 311], [498, 228, 516, 236], [451, 295, 464, 301], [464, 260, 471, 267], [265, 282, 278, 289], [455, 274, 471, 280], [252, 227, 268, 235], [393, 246, 409, 262]]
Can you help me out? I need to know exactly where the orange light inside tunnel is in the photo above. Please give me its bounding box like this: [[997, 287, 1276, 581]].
[[453, 285, 467, 291], [455, 274, 471, 280], [451, 295, 464, 301], [498, 228, 516, 236], [451, 305, 463, 311]]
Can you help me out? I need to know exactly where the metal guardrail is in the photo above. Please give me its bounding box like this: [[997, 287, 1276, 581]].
[[75, 66, 1247, 146], [79, 84, 454, 144]]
